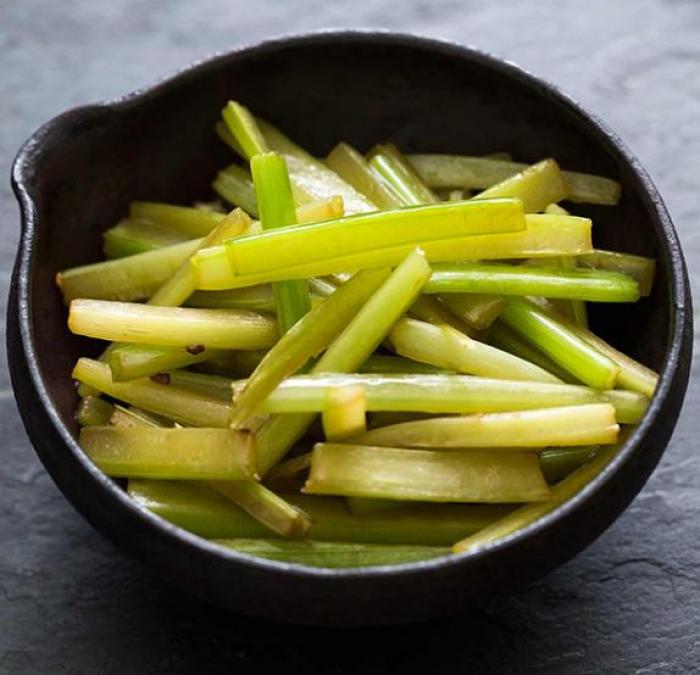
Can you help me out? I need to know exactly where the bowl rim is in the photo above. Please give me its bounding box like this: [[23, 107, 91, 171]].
[[9, 29, 692, 580]]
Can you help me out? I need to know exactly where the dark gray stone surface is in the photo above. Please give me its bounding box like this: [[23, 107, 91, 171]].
[[1, 0, 698, 672]]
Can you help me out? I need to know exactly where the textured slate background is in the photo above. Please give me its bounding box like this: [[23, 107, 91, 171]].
[[1, 0, 698, 672]]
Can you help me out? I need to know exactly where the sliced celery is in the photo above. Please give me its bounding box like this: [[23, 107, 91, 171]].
[[355, 403, 619, 448], [76, 396, 114, 426], [304, 444, 550, 503], [321, 386, 367, 441], [326, 142, 401, 208], [128, 480, 512, 545], [80, 426, 254, 479], [500, 298, 620, 390], [103, 219, 187, 258], [346, 498, 412, 517], [230, 268, 390, 428], [539, 446, 597, 484], [359, 355, 451, 375], [210, 480, 311, 537], [251, 152, 311, 333], [368, 143, 439, 205], [409, 295, 477, 336], [73, 358, 230, 427], [109, 404, 167, 428], [187, 286, 276, 312], [166, 370, 233, 400], [212, 164, 258, 217], [254, 249, 432, 474], [69, 300, 277, 350], [263, 452, 312, 483], [439, 294, 505, 330], [424, 262, 639, 302], [253, 373, 647, 421], [578, 249, 656, 296], [213, 539, 449, 567], [389, 319, 561, 383], [130, 202, 225, 238], [408, 154, 621, 205], [221, 101, 269, 160], [108, 344, 224, 382]]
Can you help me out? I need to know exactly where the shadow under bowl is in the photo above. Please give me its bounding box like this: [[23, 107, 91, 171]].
[[7, 31, 693, 626]]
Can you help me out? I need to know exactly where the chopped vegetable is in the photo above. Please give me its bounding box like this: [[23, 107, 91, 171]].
[[321, 386, 367, 441]]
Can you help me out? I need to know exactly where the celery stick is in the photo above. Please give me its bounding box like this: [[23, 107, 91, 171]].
[[109, 404, 167, 428], [473, 159, 568, 213], [452, 441, 622, 553], [346, 498, 412, 517], [252, 152, 311, 333], [500, 298, 620, 389], [73, 358, 230, 427], [556, 255, 589, 326], [194, 198, 524, 284], [409, 296, 477, 336], [254, 249, 432, 474], [214, 538, 449, 567], [322, 386, 367, 441], [166, 370, 233, 400], [194, 200, 226, 213], [192, 212, 589, 291], [199, 350, 266, 378], [130, 202, 225, 238], [360, 355, 451, 375], [368, 143, 439, 206], [57, 239, 200, 303], [210, 480, 311, 537], [539, 446, 597, 484], [215, 120, 245, 156], [213, 164, 258, 217], [439, 294, 505, 330], [257, 118, 375, 215], [578, 249, 656, 296], [103, 220, 187, 258], [69, 300, 277, 350], [424, 262, 639, 302], [305, 444, 550, 503], [80, 426, 254, 479], [76, 396, 114, 426], [108, 344, 224, 381], [545, 203, 569, 216], [355, 403, 619, 448], [128, 480, 512, 545], [390, 318, 561, 383], [253, 374, 647, 421], [533, 298, 658, 396], [487, 321, 577, 383], [326, 142, 401, 208], [230, 268, 390, 427], [408, 154, 621, 205], [264, 452, 312, 483], [187, 286, 276, 312], [222, 101, 269, 160]]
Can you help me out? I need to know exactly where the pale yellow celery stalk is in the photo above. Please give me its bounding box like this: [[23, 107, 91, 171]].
[[321, 386, 367, 441]]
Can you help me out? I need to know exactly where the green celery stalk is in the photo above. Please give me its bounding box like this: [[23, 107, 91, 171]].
[[108, 344, 225, 382], [215, 120, 245, 156], [254, 249, 432, 474], [577, 249, 656, 296], [192, 212, 590, 291], [210, 480, 311, 537], [73, 358, 230, 427], [76, 396, 114, 426], [257, 118, 375, 214], [56, 239, 201, 303], [326, 142, 401, 208], [473, 158, 568, 212], [532, 298, 659, 396], [212, 538, 449, 567], [487, 321, 577, 383], [187, 286, 276, 312], [251, 373, 647, 422], [355, 403, 619, 448], [80, 426, 254, 479], [409, 295, 477, 336], [130, 202, 225, 238], [213, 164, 259, 217], [68, 300, 277, 350], [304, 444, 550, 503], [166, 370, 233, 400], [452, 440, 622, 553], [263, 452, 312, 483], [424, 262, 639, 302], [103, 219, 188, 258], [500, 297, 620, 390], [539, 446, 597, 484], [221, 101, 269, 160], [439, 294, 505, 330], [345, 498, 412, 517], [128, 480, 513, 545], [359, 355, 451, 375], [197, 351, 267, 378], [321, 386, 367, 441], [251, 152, 311, 333], [389, 318, 561, 383], [229, 267, 390, 428], [407, 154, 621, 205], [368, 143, 439, 205], [109, 404, 168, 428]]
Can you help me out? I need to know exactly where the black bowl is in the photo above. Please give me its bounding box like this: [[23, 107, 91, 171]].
[[7, 31, 693, 626]]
